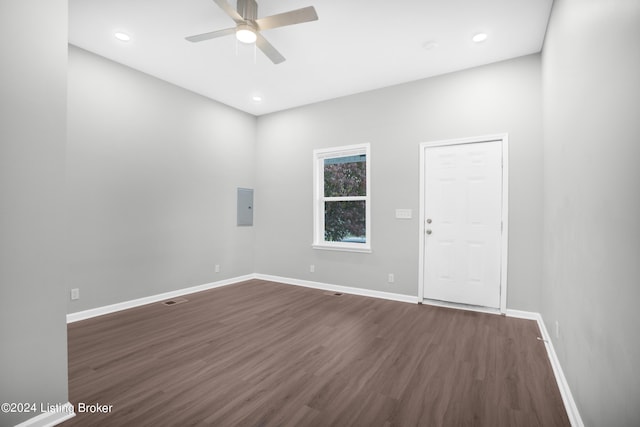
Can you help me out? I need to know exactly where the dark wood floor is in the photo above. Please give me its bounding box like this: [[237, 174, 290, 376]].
[[63, 279, 569, 426]]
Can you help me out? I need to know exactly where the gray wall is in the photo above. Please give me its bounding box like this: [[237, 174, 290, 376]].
[[541, 0, 640, 425], [255, 54, 543, 311], [67, 46, 257, 313], [0, 0, 70, 425]]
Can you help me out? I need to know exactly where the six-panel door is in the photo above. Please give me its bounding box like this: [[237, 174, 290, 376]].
[[423, 140, 503, 308]]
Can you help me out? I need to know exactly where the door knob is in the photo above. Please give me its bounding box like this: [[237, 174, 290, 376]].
[[427, 218, 432, 224], [426, 229, 432, 235]]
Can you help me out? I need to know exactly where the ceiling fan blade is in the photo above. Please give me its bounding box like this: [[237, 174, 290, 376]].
[[212, 0, 244, 23], [256, 33, 285, 64], [254, 6, 318, 31], [185, 27, 236, 42]]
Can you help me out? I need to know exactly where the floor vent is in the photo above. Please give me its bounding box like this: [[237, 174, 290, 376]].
[[162, 297, 188, 306], [323, 292, 344, 297]]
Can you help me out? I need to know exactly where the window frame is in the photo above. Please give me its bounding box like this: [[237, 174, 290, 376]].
[[312, 143, 371, 253]]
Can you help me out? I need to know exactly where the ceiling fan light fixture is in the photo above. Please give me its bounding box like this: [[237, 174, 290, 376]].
[[236, 24, 257, 44]]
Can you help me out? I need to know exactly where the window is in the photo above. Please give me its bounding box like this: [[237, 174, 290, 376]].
[[313, 143, 371, 252]]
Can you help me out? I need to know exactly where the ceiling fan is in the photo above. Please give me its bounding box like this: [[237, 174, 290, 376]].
[[185, 0, 318, 64]]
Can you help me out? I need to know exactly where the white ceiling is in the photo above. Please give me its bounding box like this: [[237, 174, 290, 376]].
[[69, 0, 553, 116]]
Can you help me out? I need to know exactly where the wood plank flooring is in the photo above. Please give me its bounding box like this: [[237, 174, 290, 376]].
[[63, 279, 570, 426]]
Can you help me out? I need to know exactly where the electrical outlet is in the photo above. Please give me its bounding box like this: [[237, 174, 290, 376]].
[[70, 288, 80, 300], [555, 320, 560, 339], [388, 273, 395, 283], [215, 264, 220, 273], [310, 264, 315, 273]]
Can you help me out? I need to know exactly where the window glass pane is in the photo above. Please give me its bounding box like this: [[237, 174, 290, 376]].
[[324, 155, 366, 197], [324, 201, 366, 243]]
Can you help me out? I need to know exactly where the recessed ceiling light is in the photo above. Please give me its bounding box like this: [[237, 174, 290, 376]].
[[114, 31, 131, 42], [252, 95, 262, 102], [472, 33, 488, 43]]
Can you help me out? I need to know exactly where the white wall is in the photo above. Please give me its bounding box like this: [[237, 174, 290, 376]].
[[66, 46, 257, 313], [255, 54, 543, 311], [0, 1, 70, 425], [542, 0, 640, 425]]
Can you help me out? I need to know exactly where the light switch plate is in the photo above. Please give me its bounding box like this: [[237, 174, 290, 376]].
[[395, 209, 412, 219]]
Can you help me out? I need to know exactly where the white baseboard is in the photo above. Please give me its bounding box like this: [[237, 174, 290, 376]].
[[505, 308, 541, 321], [254, 273, 419, 304], [66, 274, 255, 323], [507, 309, 584, 427], [14, 402, 75, 427], [67, 273, 416, 324]]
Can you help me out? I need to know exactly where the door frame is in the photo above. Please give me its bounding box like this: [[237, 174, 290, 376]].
[[418, 134, 509, 313]]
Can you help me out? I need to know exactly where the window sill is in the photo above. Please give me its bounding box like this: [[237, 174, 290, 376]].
[[312, 244, 372, 254]]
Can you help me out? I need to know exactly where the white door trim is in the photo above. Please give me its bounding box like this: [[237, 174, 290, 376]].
[[418, 134, 509, 313]]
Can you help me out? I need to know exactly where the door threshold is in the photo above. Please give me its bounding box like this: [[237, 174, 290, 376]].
[[420, 298, 504, 316]]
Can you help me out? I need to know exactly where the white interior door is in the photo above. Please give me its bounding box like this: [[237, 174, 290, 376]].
[[422, 140, 503, 308]]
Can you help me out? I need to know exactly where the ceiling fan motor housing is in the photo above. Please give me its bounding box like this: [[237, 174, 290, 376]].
[[237, 0, 258, 21]]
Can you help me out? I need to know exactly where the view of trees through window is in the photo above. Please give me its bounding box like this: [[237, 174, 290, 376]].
[[323, 155, 366, 242]]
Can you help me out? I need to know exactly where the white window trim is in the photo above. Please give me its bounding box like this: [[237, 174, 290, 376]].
[[313, 143, 371, 253]]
